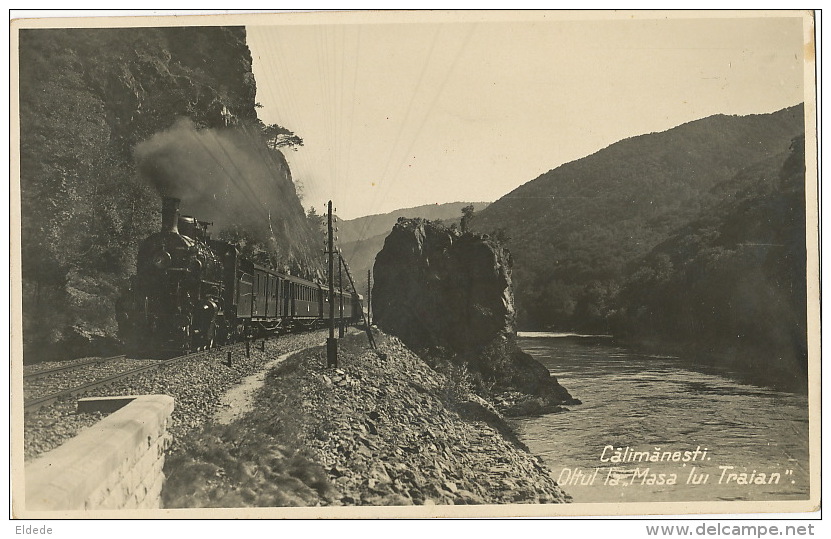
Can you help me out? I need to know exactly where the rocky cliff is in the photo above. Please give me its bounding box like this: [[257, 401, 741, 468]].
[[372, 218, 577, 414], [18, 27, 318, 363]]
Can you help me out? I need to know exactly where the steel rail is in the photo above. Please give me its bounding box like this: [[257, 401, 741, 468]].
[[23, 355, 127, 381], [23, 345, 234, 415]]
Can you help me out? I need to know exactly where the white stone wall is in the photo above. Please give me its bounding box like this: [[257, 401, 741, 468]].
[[25, 395, 174, 511]]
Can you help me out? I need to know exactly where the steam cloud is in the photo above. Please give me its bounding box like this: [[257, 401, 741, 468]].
[[134, 118, 320, 274]]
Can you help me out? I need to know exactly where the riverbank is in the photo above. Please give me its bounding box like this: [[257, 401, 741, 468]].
[[615, 335, 808, 394], [512, 333, 810, 503], [521, 328, 808, 393], [162, 329, 570, 507]]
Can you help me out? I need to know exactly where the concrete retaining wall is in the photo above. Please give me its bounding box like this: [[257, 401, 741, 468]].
[[25, 395, 175, 510]]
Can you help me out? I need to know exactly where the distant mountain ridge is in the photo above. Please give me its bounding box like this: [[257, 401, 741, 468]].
[[338, 202, 490, 292], [471, 104, 805, 330], [338, 201, 490, 244]]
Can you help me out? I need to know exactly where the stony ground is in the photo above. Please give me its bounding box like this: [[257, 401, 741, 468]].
[[162, 329, 571, 507], [24, 331, 327, 460]]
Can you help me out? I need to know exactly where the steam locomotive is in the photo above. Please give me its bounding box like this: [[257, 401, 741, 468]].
[[116, 197, 361, 354]]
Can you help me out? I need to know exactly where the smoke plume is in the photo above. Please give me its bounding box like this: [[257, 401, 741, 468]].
[[134, 118, 321, 275]]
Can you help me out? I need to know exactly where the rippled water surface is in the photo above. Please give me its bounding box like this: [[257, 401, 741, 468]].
[[511, 335, 810, 503]]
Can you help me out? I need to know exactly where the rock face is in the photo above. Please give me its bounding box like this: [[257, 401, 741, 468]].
[[19, 27, 318, 363], [373, 218, 514, 356], [372, 218, 578, 412]]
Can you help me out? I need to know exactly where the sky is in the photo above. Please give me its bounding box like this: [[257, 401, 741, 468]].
[[246, 12, 808, 220]]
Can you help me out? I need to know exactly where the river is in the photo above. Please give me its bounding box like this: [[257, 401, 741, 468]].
[[511, 333, 810, 503]]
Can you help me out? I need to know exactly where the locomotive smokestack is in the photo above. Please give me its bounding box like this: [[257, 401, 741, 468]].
[[161, 197, 180, 234]]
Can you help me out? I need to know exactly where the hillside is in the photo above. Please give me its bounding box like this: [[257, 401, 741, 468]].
[[338, 202, 489, 293], [617, 135, 807, 388], [471, 105, 805, 330], [18, 27, 320, 362]]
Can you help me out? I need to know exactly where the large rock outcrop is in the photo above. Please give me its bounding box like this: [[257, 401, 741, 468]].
[[372, 218, 577, 412]]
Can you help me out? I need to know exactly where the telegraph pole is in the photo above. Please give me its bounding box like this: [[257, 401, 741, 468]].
[[338, 250, 344, 338], [326, 200, 337, 367], [339, 253, 376, 350], [367, 269, 372, 326]]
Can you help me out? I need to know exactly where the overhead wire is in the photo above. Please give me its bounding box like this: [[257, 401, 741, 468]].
[[201, 130, 273, 224], [249, 24, 478, 277], [368, 24, 478, 227], [247, 28, 332, 265], [344, 24, 478, 265], [350, 24, 443, 250], [254, 27, 333, 261], [251, 27, 321, 206]]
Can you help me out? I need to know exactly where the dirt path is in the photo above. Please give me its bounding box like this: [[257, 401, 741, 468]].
[[212, 343, 321, 425]]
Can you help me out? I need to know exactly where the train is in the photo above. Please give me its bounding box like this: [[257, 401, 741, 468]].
[[115, 196, 362, 354]]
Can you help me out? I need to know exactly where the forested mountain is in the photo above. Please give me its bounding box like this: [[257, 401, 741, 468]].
[[18, 27, 320, 362], [616, 135, 807, 387], [472, 106, 805, 331]]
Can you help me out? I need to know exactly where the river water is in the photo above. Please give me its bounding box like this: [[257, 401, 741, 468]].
[[511, 333, 810, 503]]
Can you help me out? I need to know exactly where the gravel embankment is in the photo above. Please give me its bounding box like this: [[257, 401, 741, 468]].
[[299, 332, 570, 505], [23, 355, 121, 375], [162, 329, 571, 507], [23, 357, 159, 400], [23, 331, 328, 461]]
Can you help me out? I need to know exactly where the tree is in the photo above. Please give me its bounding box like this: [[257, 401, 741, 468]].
[[261, 123, 304, 151], [460, 204, 475, 234]]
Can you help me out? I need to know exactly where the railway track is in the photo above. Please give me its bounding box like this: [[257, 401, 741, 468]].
[[23, 354, 126, 381], [23, 342, 247, 415]]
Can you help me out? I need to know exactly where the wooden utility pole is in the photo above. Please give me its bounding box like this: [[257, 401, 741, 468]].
[[338, 250, 344, 338], [339, 253, 376, 350], [367, 270, 372, 326], [326, 200, 337, 367]]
